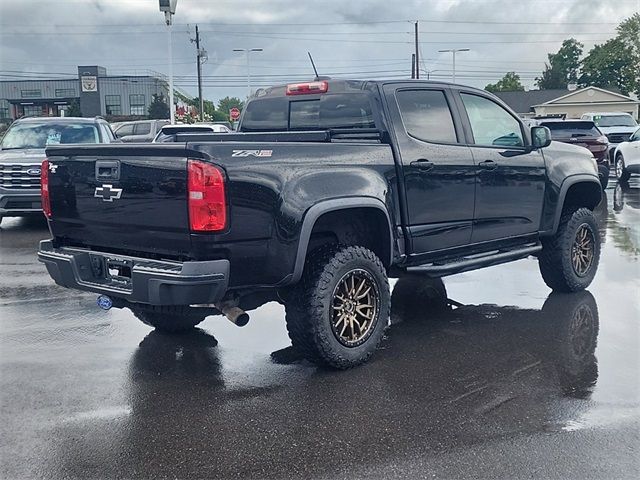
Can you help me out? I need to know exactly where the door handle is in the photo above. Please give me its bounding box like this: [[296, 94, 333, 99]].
[[410, 159, 435, 171], [478, 160, 497, 171]]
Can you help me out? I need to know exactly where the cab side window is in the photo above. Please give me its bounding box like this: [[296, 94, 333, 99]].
[[396, 89, 458, 144], [460, 93, 524, 148]]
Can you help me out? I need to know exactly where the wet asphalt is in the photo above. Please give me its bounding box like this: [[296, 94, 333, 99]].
[[1, 181, 639, 480]]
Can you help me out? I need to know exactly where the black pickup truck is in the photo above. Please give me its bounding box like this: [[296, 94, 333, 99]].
[[38, 79, 602, 368]]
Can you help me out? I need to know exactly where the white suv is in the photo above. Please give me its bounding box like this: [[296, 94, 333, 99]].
[[614, 126, 640, 182], [581, 112, 638, 163]]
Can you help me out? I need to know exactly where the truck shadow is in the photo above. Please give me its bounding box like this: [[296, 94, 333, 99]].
[[101, 279, 599, 478]]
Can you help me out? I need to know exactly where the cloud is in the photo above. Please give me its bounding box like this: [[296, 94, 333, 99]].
[[0, 0, 638, 101]]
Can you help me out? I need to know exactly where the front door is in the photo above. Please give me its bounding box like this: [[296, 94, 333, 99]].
[[455, 91, 546, 243], [385, 85, 476, 254]]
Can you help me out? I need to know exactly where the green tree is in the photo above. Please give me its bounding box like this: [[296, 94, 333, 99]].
[[217, 96, 244, 116], [147, 93, 170, 119], [66, 99, 82, 117], [579, 37, 637, 95], [536, 38, 583, 89], [485, 72, 525, 92]]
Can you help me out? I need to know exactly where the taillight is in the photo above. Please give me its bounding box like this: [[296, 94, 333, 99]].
[[187, 159, 226, 232], [596, 135, 609, 144], [286, 81, 329, 96], [41, 159, 52, 218]]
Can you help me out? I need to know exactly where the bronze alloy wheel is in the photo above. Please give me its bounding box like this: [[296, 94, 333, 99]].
[[331, 268, 380, 347], [571, 224, 595, 277]]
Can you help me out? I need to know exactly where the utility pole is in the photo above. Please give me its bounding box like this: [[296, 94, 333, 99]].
[[193, 25, 204, 121], [411, 53, 416, 79], [233, 48, 263, 98], [414, 21, 419, 79]]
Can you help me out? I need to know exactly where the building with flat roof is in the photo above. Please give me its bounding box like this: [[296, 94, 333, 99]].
[[0, 66, 170, 122]]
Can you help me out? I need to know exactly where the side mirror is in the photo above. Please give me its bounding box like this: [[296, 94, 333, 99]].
[[531, 126, 552, 149]]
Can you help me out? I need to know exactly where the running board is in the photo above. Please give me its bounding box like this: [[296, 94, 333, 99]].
[[405, 243, 542, 277]]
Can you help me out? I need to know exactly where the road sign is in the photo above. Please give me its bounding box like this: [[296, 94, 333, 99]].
[[229, 107, 241, 121]]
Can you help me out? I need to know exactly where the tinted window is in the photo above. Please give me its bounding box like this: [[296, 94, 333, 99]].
[[115, 123, 134, 137], [1, 122, 99, 149], [396, 90, 457, 143], [540, 121, 601, 138], [461, 93, 523, 147], [134, 122, 151, 135], [241, 94, 375, 132]]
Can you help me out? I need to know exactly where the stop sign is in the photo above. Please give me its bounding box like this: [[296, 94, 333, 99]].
[[229, 107, 241, 121]]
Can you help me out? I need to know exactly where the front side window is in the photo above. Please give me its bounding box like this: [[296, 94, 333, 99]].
[[129, 94, 145, 115], [134, 122, 151, 135], [396, 89, 457, 143], [460, 93, 523, 147], [1, 122, 99, 149], [115, 123, 134, 137], [105, 95, 121, 115]]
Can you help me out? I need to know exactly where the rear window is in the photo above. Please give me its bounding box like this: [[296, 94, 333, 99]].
[[540, 121, 601, 138], [1, 122, 99, 149], [592, 115, 637, 128], [241, 93, 375, 132]]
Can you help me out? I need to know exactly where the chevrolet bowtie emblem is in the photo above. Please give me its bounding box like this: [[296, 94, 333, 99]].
[[94, 184, 123, 202]]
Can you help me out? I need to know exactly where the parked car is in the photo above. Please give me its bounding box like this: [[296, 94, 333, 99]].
[[153, 123, 231, 142], [580, 112, 638, 163], [0, 116, 116, 224], [538, 119, 610, 189], [38, 79, 602, 369], [613, 126, 640, 182], [112, 119, 169, 143]]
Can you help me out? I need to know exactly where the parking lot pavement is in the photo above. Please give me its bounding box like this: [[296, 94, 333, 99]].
[[1, 182, 639, 480]]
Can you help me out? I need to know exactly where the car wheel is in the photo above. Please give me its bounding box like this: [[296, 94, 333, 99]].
[[615, 153, 630, 182], [538, 207, 601, 292], [130, 304, 206, 333], [285, 245, 390, 369], [597, 164, 609, 190]]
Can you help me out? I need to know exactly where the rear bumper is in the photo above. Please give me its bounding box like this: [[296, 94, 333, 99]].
[[37, 240, 229, 305]]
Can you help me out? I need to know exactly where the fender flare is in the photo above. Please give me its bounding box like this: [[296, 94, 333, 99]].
[[289, 197, 394, 284], [550, 174, 602, 234]]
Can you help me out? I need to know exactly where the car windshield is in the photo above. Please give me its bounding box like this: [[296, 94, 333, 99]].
[[592, 115, 637, 127], [540, 121, 601, 138], [1, 122, 99, 149]]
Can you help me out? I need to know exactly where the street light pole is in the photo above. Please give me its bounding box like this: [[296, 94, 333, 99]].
[[233, 48, 263, 98], [159, 1, 178, 124], [438, 48, 470, 83]]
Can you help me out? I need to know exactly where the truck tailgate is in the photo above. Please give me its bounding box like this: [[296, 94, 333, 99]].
[[46, 145, 193, 258]]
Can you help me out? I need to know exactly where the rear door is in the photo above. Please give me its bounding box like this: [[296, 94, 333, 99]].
[[454, 91, 546, 243], [384, 84, 476, 254]]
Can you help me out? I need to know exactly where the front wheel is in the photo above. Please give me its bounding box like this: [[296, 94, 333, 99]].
[[130, 305, 206, 333], [615, 153, 630, 182], [538, 207, 601, 292], [285, 245, 390, 369], [597, 164, 609, 190]]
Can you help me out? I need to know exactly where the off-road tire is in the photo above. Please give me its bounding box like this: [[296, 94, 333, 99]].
[[285, 245, 390, 369], [538, 207, 600, 292], [615, 153, 630, 183], [130, 304, 206, 333]]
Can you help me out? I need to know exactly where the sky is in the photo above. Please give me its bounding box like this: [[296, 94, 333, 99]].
[[0, 0, 639, 103]]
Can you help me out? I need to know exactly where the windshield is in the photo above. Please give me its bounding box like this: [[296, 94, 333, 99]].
[[540, 121, 601, 138], [593, 115, 637, 127], [1, 122, 99, 149]]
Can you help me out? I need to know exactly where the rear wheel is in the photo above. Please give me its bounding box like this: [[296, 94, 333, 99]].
[[538, 207, 600, 292], [285, 245, 390, 369], [615, 153, 630, 183], [130, 305, 206, 333]]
